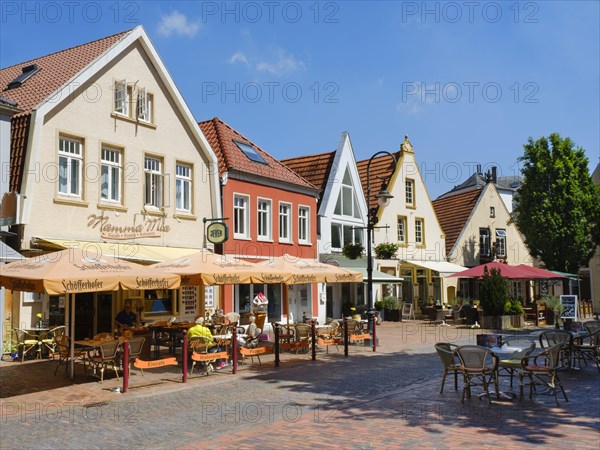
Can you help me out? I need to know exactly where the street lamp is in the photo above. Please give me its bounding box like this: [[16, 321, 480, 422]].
[[365, 151, 397, 336]]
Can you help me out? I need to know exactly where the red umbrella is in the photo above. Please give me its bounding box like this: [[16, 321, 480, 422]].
[[448, 261, 565, 279]]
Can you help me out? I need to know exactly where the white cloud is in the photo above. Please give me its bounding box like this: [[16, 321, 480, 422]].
[[229, 52, 249, 65], [255, 50, 306, 76], [157, 11, 200, 38], [396, 83, 440, 115]]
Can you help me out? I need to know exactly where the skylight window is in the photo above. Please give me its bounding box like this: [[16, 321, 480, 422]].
[[234, 140, 267, 164]]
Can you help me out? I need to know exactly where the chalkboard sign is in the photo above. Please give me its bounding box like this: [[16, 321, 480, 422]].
[[560, 295, 578, 320]]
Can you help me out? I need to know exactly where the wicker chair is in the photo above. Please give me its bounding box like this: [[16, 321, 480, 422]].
[[126, 337, 146, 375], [54, 335, 87, 375], [497, 341, 536, 387], [456, 345, 498, 405], [518, 343, 568, 405], [539, 330, 573, 369], [572, 329, 600, 373], [14, 329, 41, 362], [87, 340, 121, 383], [434, 342, 461, 393], [189, 336, 217, 375]]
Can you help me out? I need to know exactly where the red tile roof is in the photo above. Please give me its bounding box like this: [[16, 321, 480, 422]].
[[198, 118, 317, 191], [432, 189, 483, 255], [281, 151, 336, 195], [0, 29, 132, 192], [357, 151, 401, 211]]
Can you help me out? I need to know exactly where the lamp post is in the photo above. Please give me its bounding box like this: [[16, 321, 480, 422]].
[[365, 151, 397, 339]]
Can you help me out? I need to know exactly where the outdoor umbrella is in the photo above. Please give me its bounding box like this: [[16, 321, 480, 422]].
[[256, 256, 363, 285], [0, 248, 181, 378], [151, 250, 289, 285], [447, 261, 566, 279]]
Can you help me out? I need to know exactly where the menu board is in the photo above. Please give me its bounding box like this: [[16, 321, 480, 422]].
[[181, 286, 197, 315], [560, 295, 578, 320], [204, 286, 214, 308]]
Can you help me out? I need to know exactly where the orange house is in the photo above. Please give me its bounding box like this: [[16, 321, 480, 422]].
[[199, 118, 320, 324]]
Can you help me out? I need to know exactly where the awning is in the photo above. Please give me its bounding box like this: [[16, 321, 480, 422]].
[[551, 270, 580, 280], [319, 253, 404, 283], [401, 259, 468, 276], [0, 241, 24, 262], [31, 237, 201, 264]]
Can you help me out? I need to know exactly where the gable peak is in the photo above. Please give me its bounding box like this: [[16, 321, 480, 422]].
[[401, 134, 414, 154]]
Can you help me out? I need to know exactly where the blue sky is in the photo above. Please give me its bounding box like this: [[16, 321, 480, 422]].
[[1, 1, 598, 198]]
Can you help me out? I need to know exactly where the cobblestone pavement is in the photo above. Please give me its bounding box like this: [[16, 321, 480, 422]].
[[1, 323, 599, 449]]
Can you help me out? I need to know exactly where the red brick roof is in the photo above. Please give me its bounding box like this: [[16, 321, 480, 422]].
[[281, 151, 336, 195], [432, 189, 483, 255], [198, 118, 317, 191], [357, 151, 401, 211], [0, 29, 132, 192]]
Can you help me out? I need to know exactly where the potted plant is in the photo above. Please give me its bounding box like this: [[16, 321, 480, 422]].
[[374, 242, 399, 260], [342, 243, 364, 260], [504, 298, 525, 328], [479, 266, 511, 329], [543, 295, 564, 328], [382, 296, 401, 322], [375, 300, 385, 321]]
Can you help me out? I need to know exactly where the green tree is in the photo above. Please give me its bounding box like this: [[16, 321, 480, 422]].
[[514, 133, 600, 273], [479, 266, 508, 316]]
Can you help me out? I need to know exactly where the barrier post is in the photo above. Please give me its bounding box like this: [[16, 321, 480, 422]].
[[274, 323, 280, 367], [372, 314, 377, 352], [232, 326, 238, 374], [343, 317, 349, 357], [182, 330, 188, 383], [122, 340, 129, 393], [311, 319, 317, 361]]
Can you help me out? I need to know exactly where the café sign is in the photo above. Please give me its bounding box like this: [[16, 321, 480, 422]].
[[87, 214, 171, 240]]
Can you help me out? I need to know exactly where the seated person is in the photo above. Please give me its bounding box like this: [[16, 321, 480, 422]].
[[115, 301, 137, 330], [236, 315, 261, 348], [187, 317, 226, 369]]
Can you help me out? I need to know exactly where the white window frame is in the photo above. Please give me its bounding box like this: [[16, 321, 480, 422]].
[[233, 194, 250, 239], [397, 215, 407, 244], [137, 87, 153, 123], [495, 229, 507, 257], [298, 205, 310, 244], [114, 79, 129, 116], [144, 156, 163, 209], [406, 179, 415, 207], [58, 136, 83, 198], [257, 198, 272, 241], [175, 163, 192, 213], [279, 202, 292, 243], [415, 218, 424, 244], [100, 147, 122, 204], [480, 227, 491, 257]]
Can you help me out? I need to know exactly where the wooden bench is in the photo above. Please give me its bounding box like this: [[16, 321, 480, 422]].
[[190, 351, 229, 375], [349, 333, 371, 344], [317, 337, 341, 353], [240, 346, 272, 365]]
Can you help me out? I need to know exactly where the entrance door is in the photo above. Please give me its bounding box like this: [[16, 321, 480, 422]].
[[74, 293, 94, 340], [96, 293, 114, 334]]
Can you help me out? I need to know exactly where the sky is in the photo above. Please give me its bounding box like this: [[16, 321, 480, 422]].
[[1, 0, 599, 199]]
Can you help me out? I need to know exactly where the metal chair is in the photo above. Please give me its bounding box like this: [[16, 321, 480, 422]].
[[14, 329, 40, 362], [54, 335, 87, 375], [434, 342, 461, 393], [455, 345, 498, 405], [519, 343, 568, 405]]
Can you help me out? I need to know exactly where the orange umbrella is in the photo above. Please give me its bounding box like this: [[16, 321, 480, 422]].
[[257, 256, 363, 285], [0, 248, 180, 294], [151, 250, 288, 285]]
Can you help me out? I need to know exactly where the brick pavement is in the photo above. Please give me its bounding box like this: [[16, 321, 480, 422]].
[[1, 322, 599, 449]]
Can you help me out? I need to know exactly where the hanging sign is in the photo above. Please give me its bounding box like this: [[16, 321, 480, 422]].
[[207, 222, 228, 244]]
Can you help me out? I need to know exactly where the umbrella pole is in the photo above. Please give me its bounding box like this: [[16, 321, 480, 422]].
[[284, 285, 289, 325], [70, 293, 75, 380]]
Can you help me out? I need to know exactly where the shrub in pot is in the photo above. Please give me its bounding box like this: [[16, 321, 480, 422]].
[[374, 242, 399, 259], [342, 243, 364, 260]]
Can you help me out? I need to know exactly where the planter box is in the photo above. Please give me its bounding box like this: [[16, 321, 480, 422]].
[[481, 315, 512, 330], [509, 314, 524, 329], [384, 309, 401, 322]]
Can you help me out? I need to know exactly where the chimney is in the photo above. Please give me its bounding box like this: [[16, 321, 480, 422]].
[[476, 164, 482, 175], [491, 166, 497, 184]]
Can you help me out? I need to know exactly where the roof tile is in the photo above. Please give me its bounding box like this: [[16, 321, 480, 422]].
[[198, 118, 317, 191], [281, 151, 336, 195], [432, 189, 482, 255]]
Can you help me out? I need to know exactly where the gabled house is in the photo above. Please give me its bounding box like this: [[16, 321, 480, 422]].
[[283, 133, 401, 320], [432, 172, 531, 301], [357, 136, 463, 309], [199, 118, 320, 323], [0, 26, 221, 335]]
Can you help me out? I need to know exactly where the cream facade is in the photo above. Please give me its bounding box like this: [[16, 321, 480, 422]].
[[372, 136, 455, 308], [7, 27, 221, 334]]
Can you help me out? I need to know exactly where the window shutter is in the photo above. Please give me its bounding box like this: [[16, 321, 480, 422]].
[[115, 79, 126, 113]]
